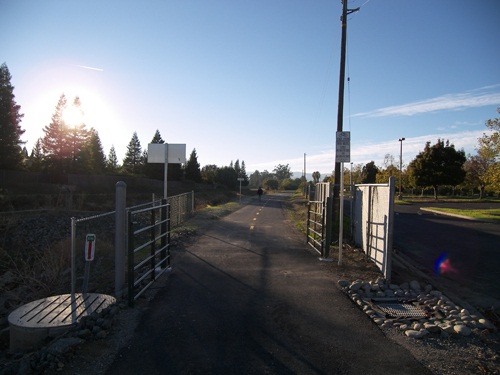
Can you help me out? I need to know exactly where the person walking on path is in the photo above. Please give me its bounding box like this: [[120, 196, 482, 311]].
[[257, 187, 263, 201]]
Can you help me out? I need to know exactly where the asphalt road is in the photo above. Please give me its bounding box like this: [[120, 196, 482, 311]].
[[106, 193, 430, 375], [393, 201, 500, 309]]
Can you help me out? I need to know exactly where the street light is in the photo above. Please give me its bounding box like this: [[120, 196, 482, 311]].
[[398, 138, 405, 198]]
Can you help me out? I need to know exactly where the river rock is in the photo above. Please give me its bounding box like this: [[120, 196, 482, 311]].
[[349, 281, 363, 291], [478, 318, 495, 330], [454, 324, 471, 336], [338, 280, 350, 288], [410, 280, 421, 291], [405, 329, 428, 339]]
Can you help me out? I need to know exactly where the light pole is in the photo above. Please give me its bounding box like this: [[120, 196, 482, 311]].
[[398, 138, 405, 199]]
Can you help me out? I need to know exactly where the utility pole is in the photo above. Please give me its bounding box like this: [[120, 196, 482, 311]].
[[334, 0, 359, 200]]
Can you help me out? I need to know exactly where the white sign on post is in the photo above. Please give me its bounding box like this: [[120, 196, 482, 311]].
[[147, 143, 186, 164], [85, 234, 96, 261], [336, 131, 351, 163], [147, 143, 186, 198]]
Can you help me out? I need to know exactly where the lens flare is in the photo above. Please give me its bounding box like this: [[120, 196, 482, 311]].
[[434, 252, 458, 275]]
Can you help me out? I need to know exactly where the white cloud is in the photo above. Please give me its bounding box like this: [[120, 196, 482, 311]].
[[353, 85, 500, 118]]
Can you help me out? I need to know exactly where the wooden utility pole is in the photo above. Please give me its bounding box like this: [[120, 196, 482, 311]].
[[333, 0, 359, 200]]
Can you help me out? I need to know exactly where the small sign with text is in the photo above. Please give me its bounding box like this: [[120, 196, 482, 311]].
[[336, 131, 351, 163]]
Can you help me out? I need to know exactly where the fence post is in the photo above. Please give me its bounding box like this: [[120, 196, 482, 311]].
[[191, 190, 195, 213], [70, 217, 76, 299], [115, 181, 126, 299], [324, 197, 333, 258], [386, 176, 396, 283]]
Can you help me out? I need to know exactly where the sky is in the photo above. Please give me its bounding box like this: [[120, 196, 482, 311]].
[[2, 0, 500, 177]]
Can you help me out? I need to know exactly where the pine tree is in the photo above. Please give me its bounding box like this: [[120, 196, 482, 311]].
[[240, 160, 249, 186], [106, 145, 120, 173], [0, 63, 25, 170], [41, 94, 68, 172], [81, 128, 106, 173], [29, 138, 44, 172], [151, 129, 164, 144], [185, 148, 202, 182], [122, 132, 142, 174], [234, 159, 241, 177], [145, 129, 165, 180], [66, 96, 89, 172]]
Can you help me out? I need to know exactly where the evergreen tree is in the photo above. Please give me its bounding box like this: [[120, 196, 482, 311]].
[[240, 160, 249, 186], [41, 94, 68, 172], [151, 129, 164, 144], [122, 132, 142, 174], [29, 138, 44, 171], [140, 149, 148, 175], [234, 159, 241, 177], [201, 164, 218, 184], [65, 96, 89, 172], [81, 128, 106, 173], [145, 129, 164, 180], [0, 63, 25, 170], [41, 94, 90, 173], [106, 145, 120, 173], [185, 148, 202, 182], [216, 166, 238, 189], [361, 161, 379, 183]]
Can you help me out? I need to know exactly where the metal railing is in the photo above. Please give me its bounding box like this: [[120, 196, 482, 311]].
[[128, 199, 170, 306], [306, 201, 325, 255], [69, 188, 195, 306]]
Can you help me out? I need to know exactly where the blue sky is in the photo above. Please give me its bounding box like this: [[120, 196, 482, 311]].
[[2, 0, 500, 177]]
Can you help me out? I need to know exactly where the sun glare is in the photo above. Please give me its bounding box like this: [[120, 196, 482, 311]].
[[62, 105, 84, 127]]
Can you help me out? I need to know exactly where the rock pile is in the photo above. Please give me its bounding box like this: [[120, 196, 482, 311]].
[[338, 277, 496, 339]]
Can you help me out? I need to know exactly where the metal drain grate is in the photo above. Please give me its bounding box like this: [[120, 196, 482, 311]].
[[375, 302, 428, 319]]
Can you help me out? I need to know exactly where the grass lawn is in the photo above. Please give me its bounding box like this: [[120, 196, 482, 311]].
[[426, 207, 500, 222]]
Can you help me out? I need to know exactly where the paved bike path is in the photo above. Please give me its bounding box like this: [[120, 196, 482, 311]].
[[107, 194, 430, 374]]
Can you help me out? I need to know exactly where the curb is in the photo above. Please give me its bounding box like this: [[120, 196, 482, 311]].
[[419, 207, 497, 223]]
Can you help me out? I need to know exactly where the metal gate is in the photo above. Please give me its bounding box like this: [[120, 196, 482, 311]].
[[127, 199, 171, 306], [306, 198, 332, 258]]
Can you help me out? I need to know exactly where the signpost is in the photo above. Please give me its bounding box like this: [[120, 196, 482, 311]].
[[336, 131, 350, 265], [147, 143, 186, 198], [84, 234, 96, 261], [83, 233, 97, 295]]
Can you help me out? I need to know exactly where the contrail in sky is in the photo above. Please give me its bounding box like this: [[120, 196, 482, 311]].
[[74, 64, 104, 72], [353, 85, 500, 118]]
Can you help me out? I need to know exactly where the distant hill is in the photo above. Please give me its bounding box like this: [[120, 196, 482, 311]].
[[291, 172, 331, 182]]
